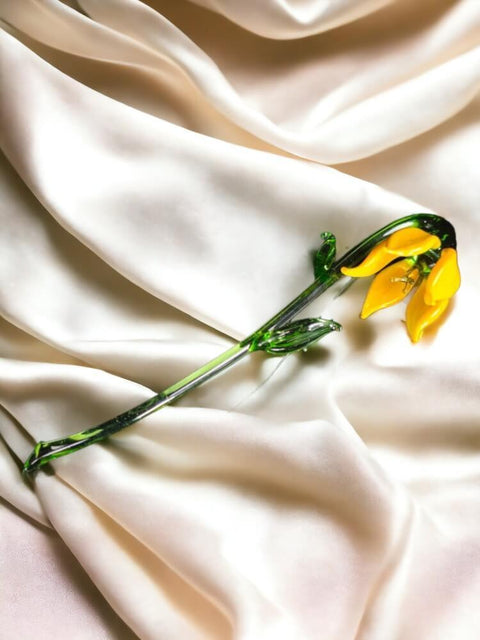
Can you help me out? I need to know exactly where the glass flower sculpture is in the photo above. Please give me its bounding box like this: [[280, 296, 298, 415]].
[[341, 228, 461, 342], [23, 214, 460, 475]]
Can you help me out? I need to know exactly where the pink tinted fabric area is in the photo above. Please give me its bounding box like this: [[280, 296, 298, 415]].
[[0, 1, 479, 639]]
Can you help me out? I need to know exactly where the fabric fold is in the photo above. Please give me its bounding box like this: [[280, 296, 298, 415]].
[[189, 0, 396, 39], [0, 357, 406, 640], [2, 1, 479, 162]]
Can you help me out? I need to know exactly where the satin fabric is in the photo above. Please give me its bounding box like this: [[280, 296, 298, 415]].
[[1, 1, 479, 639]]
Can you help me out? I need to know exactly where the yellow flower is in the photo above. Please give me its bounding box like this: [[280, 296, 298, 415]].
[[340, 228, 460, 342]]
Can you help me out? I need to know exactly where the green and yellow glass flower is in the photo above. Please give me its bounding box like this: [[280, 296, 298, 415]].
[[341, 228, 461, 342]]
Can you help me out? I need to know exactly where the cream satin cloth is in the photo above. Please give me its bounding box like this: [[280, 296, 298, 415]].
[[1, 1, 480, 639]]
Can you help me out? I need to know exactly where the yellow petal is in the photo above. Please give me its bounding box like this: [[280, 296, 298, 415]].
[[386, 227, 441, 256], [360, 260, 419, 319], [341, 228, 441, 279], [341, 240, 394, 277], [406, 279, 449, 343], [424, 248, 460, 305]]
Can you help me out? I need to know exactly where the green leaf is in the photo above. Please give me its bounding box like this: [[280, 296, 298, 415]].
[[251, 317, 341, 356]]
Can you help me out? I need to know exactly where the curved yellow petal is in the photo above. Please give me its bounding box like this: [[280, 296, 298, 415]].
[[386, 227, 441, 256], [341, 228, 441, 279], [424, 248, 460, 305], [406, 279, 449, 343], [341, 240, 394, 277], [360, 260, 419, 319]]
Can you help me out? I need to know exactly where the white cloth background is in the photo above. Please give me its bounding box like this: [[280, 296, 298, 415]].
[[1, 1, 479, 638]]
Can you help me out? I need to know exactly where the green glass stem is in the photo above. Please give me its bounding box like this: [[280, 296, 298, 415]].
[[22, 213, 456, 475]]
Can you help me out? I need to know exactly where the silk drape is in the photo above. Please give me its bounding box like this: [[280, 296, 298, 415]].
[[1, 2, 479, 639]]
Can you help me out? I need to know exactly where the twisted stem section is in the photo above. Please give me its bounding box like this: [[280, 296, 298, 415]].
[[23, 213, 456, 475]]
